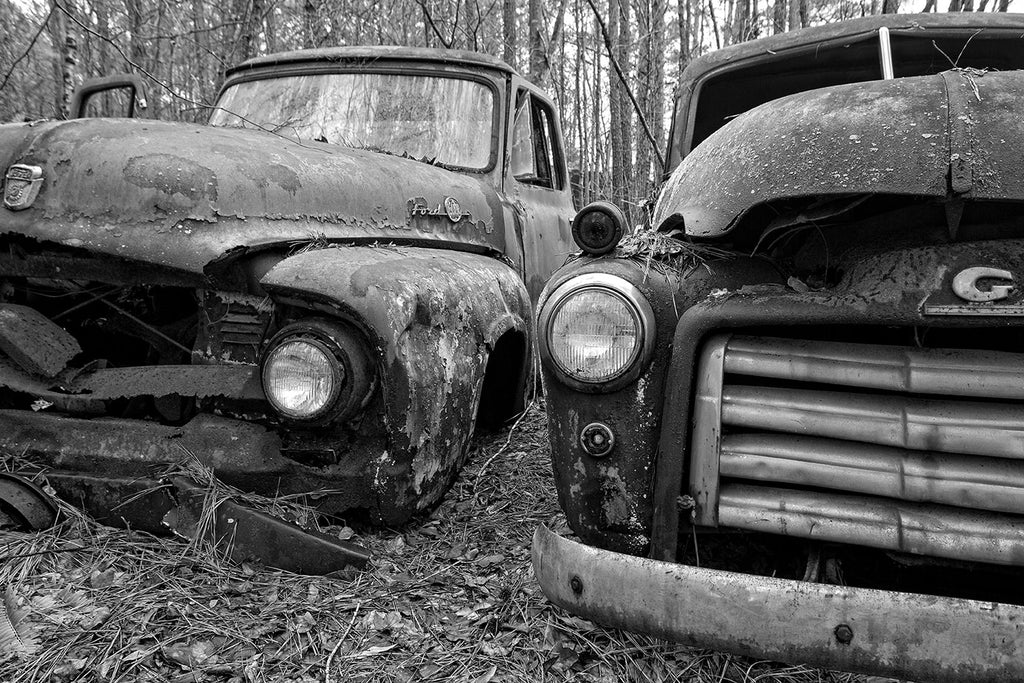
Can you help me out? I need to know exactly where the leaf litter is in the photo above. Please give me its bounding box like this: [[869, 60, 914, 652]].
[[1, 402, 870, 682]]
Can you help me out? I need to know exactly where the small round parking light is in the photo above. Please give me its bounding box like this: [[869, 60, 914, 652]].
[[580, 422, 615, 457], [572, 201, 627, 256]]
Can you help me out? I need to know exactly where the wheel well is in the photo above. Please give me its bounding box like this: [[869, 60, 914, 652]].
[[476, 329, 529, 431]]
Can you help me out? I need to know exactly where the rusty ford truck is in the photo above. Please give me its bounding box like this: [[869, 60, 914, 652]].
[[532, 14, 1024, 681], [0, 46, 574, 532]]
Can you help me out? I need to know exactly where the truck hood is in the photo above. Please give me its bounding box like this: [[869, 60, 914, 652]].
[[654, 69, 1024, 237], [0, 118, 506, 275]]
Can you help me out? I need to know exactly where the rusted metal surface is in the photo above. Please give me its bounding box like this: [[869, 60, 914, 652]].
[[658, 75, 952, 236], [0, 303, 80, 377], [165, 477, 369, 574], [658, 28, 1024, 235], [0, 473, 57, 530], [72, 364, 264, 401], [43, 472, 174, 534], [262, 245, 531, 520], [0, 118, 507, 275], [538, 256, 778, 555], [532, 525, 1024, 682], [667, 13, 1024, 169], [33, 471, 370, 573], [0, 410, 375, 508], [0, 360, 262, 405]]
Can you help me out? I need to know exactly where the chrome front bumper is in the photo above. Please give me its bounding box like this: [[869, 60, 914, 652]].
[[532, 524, 1024, 682]]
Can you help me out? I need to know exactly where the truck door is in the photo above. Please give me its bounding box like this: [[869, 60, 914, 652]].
[[506, 84, 575, 306]]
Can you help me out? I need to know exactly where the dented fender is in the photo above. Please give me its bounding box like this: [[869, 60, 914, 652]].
[[261, 246, 531, 520]]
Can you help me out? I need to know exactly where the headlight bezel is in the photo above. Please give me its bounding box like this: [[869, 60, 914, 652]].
[[538, 273, 656, 393], [260, 319, 374, 424]]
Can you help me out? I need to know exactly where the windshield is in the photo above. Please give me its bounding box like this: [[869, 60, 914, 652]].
[[210, 72, 495, 170]]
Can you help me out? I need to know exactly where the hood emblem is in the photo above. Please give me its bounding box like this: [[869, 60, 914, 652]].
[[443, 196, 463, 223], [952, 266, 1014, 302], [924, 265, 1023, 316], [408, 196, 472, 224], [4, 164, 43, 211]]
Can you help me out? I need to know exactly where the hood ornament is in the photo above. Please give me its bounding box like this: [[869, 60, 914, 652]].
[[4, 164, 43, 211]]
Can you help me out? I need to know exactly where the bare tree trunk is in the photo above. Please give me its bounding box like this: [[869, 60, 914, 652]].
[[503, 0, 516, 68], [882, 0, 899, 12], [923, 0, 936, 10], [47, 0, 77, 119], [528, 0, 544, 81], [997, 0, 1010, 10], [678, 0, 691, 73], [607, 0, 633, 208], [772, 0, 786, 33], [787, 0, 799, 31]]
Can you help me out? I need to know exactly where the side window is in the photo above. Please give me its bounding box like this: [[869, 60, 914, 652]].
[[510, 91, 561, 190]]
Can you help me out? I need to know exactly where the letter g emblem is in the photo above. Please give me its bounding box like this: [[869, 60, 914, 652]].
[[952, 267, 1015, 302]]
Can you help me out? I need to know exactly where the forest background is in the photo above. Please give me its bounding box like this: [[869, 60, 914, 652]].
[[0, 0, 1021, 222]]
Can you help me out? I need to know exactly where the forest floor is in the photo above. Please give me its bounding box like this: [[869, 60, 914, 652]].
[[1, 401, 875, 683]]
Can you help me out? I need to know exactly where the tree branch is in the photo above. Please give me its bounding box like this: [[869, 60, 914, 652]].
[[583, 0, 665, 171], [0, 4, 56, 97]]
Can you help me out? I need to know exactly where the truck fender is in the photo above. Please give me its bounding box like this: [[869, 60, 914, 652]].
[[260, 246, 531, 520]]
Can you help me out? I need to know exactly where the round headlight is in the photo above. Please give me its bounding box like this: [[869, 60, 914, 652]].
[[262, 338, 343, 420], [549, 289, 639, 382], [540, 274, 655, 390]]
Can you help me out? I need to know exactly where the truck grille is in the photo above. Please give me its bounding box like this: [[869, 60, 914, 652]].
[[689, 334, 1024, 567]]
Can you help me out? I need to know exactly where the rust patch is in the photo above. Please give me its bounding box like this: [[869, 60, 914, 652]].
[[0, 304, 81, 377], [123, 154, 218, 205]]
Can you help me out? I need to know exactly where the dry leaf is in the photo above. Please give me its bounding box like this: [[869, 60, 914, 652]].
[[471, 664, 497, 683]]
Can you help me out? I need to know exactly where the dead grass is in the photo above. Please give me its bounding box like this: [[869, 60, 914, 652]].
[[1, 403, 868, 682]]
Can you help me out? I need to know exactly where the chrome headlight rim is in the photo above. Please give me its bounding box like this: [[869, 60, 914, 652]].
[[261, 324, 348, 423], [538, 273, 656, 393]]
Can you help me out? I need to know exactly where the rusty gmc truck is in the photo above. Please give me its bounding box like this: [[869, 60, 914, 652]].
[[532, 14, 1024, 681], [0, 46, 574, 532]]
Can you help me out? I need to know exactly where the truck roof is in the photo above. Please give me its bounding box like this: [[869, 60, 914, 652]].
[[681, 12, 1024, 86], [226, 45, 515, 78]]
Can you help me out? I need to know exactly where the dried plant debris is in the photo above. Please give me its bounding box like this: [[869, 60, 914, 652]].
[[0, 405, 866, 682], [618, 227, 734, 276]]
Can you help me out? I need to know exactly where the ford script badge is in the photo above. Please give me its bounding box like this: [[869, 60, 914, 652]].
[[4, 164, 43, 211]]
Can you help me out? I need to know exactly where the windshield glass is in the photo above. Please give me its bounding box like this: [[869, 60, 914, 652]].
[[210, 72, 495, 170]]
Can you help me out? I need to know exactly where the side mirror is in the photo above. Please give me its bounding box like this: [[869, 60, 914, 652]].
[[70, 74, 149, 119]]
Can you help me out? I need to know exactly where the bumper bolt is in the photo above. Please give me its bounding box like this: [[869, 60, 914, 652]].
[[570, 575, 584, 596], [834, 624, 854, 645], [580, 422, 615, 457]]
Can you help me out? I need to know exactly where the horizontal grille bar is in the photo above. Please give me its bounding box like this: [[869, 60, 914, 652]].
[[718, 484, 1024, 567], [723, 385, 1024, 459], [725, 335, 1024, 399], [720, 433, 1024, 516]]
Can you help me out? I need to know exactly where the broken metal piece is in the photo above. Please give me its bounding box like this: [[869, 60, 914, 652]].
[[0, 473, 58, 530], [0, 304, 81, 377], [164, 477, 370, 575], [43, 472, 173, 534]]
